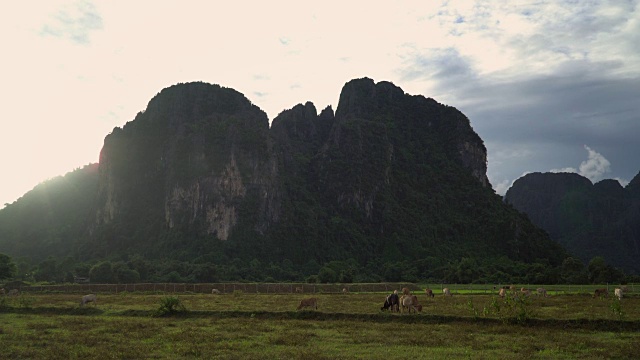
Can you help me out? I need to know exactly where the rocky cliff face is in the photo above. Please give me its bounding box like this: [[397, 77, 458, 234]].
[[96, 79, 491, 245], [86, 78, 566, 268], [505, 172, 640, 274], [332, 78, 489, 188], [97, 82, 280, 242]]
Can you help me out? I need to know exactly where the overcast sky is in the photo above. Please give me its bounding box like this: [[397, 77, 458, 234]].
[[1, 0, 639, 208]]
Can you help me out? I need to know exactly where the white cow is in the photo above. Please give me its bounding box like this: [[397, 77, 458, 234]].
[[443, 288, 452, 296], [536, 288, 548, 297], [614, 288, 623, 300], [211, 289, 221, 294], [400, 295, 420, 313], [80, 294, 97, 307]]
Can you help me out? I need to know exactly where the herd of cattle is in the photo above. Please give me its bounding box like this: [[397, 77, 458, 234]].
[[0, 285, 631, 311], [375, 285, 629, 314]]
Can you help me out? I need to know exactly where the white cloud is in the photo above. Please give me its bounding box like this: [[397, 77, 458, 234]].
[[503, 146, 620, 194], [494, 171, 531, 196], [578, 145, 611, 182], [494, 179, 512, 196], [39, 0, 103, 44], [550, 167, 578, 174], [545, 146, 612, 182], [614, 177, 630, 187]]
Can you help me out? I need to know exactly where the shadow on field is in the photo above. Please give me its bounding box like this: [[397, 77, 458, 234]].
[[4, 306, 640, 332]]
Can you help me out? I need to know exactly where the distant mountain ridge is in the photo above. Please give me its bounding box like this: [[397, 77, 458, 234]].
[[0, 78, 568, 282], [505, 171, 640, 274]]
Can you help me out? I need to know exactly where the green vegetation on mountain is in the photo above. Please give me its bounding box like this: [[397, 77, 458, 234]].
[[505, 171, 640, 275], [0, 79, 582, 284]]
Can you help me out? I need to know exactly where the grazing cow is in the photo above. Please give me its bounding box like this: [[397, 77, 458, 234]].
[[381, 293, 400, 312], [402, 287, 411, 296], [593, 288, 608, 298], [443, 288, 451, 296], [614, 288, 623, 300], [295, 287, 303, 293], [211, 289, 221, 294], [80, 294, 97, 307], [297, 297, 318, 310], [8, 289, 19, 296], [536, 288, 548, 297], [520, 288, 532, 297], [342, 288, 349, 294], [401, 295, 420, 313], [425, 289, 434, 298], [411, 295, 422, 312], [498, 288, 507, 298]]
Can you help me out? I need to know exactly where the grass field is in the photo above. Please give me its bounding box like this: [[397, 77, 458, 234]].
[[1, 290, 638, 359]]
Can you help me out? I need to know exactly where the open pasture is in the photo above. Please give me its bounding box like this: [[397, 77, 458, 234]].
[[1, 291, 639, 359]]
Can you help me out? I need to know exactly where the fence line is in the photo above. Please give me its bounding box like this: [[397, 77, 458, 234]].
[[11, 282, 637, 295], [12, 282, 423, 295]]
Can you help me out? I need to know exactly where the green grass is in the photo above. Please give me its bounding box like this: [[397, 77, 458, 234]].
[[1, 291, 639, 359]]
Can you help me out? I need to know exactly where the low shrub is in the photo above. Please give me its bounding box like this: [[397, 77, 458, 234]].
[[154, 296, 187, 316]]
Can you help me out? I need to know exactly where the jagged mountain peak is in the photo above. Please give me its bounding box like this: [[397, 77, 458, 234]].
[[0, 78, 568, 282]]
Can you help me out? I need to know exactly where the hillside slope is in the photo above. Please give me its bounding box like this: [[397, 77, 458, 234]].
[[0, 79, 568, 282], [505, 171, 640, 274]]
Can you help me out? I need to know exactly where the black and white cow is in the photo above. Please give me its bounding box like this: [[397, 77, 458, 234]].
[[381, 293, 400, 312]]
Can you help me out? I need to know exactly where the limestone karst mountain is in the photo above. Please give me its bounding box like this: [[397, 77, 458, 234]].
[[0, 78, 568, 282], [505, 171, 640, 274]]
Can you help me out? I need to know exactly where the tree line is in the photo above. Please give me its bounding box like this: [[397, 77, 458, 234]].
[[1, 252, 637, 286]]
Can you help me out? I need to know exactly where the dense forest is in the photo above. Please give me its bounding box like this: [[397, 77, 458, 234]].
[[1, 79, 634, 286]]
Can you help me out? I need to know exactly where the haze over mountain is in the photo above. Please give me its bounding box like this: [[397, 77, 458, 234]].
[[0, 78, 568, 283], [505, 171, 640, 274], [3, 2, 639, 210]]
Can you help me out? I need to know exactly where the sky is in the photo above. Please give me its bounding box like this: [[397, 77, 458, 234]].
[[1, 0, 639, 208]]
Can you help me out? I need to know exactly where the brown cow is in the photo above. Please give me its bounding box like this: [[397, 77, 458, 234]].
[[411, 295, 422, 312], [400, 295, 420, 313], [498, 288, 507, 298], [402, 287, 411, 296], [593, 288, 608, 298], [425, 289, 434, 298], [520, 288, 532, 296], [536, 288, 548, 297], [297, 297, 318, 310]]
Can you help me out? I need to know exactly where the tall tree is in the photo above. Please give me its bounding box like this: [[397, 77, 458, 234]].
[[0, 253, 17, 281]]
